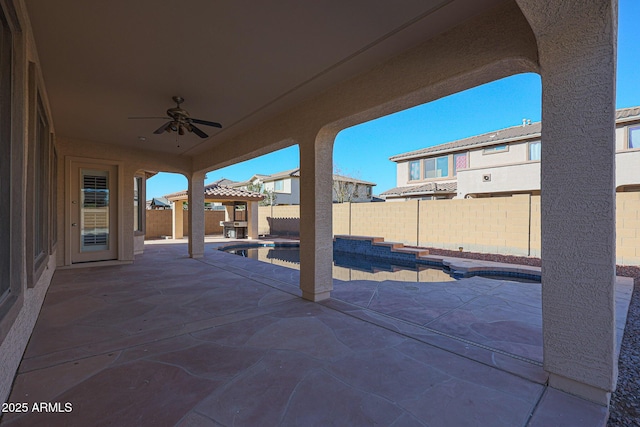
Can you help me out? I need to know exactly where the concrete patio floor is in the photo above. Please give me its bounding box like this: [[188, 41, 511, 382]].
[[1, 239, 633, 426]]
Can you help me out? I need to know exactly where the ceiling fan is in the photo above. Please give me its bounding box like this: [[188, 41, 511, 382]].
[[129, 96, 222, 138]]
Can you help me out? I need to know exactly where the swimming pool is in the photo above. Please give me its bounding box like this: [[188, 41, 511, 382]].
[[221, 243, 541, 283]]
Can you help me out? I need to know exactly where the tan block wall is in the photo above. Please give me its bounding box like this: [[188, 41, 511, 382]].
[[258, 206, 271, 235], [616, 192, 640, 265], [256, 193, 640, 265], [146, 210, 172, 238], [351, 200, 419, 245], [146, 210, 224, 239], [205, 211, 225, 235], [273, 205, 301, 218], [258, 205, 301, 236], [529, 195, 541, 257], [332, 203, 351, 235], [419, 195, 531, 256]]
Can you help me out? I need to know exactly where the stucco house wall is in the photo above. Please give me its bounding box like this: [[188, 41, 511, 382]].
[[386, 109, 640, 200], [267, 177, 299, 205], [458, 161, 541, 197], [466, 139, 532, 169], [396, 161, 410, 187], [258, 172, 375, 205]]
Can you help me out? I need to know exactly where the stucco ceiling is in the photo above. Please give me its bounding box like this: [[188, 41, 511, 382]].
[[25, 0, 506, 156]]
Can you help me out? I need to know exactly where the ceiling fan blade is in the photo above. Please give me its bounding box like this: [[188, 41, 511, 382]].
[[128, 116, 171, 120], [190, 124, 209, 138], [153, 122, 172, 134], [190, 118, 222, 128]]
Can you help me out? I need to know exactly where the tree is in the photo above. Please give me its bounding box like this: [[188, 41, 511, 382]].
[[333, 164, 362, 203], [247, 182, 277, 206]]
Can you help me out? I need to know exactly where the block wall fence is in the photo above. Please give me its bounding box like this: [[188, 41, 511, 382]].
[[254, 193, 640, 266], [146, 210, 225, 239]]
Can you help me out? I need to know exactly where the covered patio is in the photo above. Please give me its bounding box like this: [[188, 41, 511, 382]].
[[2, 241, 631, 426], [0, 0, 624, 423]]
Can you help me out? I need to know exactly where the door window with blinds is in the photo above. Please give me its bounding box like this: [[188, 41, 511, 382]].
[[81, 170, 110, 252]]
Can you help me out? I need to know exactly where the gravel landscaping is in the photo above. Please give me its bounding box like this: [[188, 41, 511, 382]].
[[608, 277, 640, 427], [423, 247, 640, 426]]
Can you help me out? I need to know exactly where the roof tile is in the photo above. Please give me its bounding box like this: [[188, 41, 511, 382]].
[[389, 106, 640, 162], [165, 180, 264, 201], [381, 181, 457, 197]]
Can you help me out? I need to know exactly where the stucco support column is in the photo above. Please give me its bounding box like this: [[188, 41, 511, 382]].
[[223, 203, 233, 222], [172, 201, 184, 239], [188, 171, 205, 258], [299, 132, 334, 301], [517, 0, 617, 405], [248, 201, 259, 239]]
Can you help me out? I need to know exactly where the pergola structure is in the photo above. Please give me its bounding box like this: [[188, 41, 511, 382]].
[[0, 0, 619, 408], [164, 180, 264, 240]]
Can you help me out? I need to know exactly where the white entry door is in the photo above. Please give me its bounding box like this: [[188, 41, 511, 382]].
[[70, 162, 118, 263]]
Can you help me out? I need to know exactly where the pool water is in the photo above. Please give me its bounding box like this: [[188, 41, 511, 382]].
[[223, 243, 541, 283], [225, 245, 457, 282]]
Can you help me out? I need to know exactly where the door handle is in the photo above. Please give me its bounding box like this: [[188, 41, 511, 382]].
[[71, 223, 77, 227]]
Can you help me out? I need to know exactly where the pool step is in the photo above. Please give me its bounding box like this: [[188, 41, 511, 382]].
[[333, 235, 429, 261]]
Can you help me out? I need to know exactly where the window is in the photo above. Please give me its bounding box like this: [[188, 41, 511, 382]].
[[133, 176, 143, 232], [50, 145, 58, 249], [0, 7, 12, 303], [26, 60, 51, 287], [274, 179, 284, 191], [529, 141, 541, 161], [453, 153, 467, 176], [33, 97, 49, 272], [409, 160, 420, 181], [483, 145, 507, 153], [424, 156, 448, 179], [629, 126, 640, 149]]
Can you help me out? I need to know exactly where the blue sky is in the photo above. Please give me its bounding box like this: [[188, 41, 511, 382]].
[[148, 0, 640, 199]]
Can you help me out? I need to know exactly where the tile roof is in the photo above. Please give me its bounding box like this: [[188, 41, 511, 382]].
[[148, 197, 171, 207], [617, 106, 640, 121], [238, 168, 376, 186], [389, 123, 541, 161], [228, 180, 252, 188], [390, 105, 640, 162], [214, 178, 237, 187], [381, 181, 457, 197], [258, 168, 300, 181], [332, 173, 376, 186], [165, 179, 264, 201]]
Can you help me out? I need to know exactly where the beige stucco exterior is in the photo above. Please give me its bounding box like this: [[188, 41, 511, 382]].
[[390, 116, 640, 199], [262, 175, 299, 205], [0, 0, 623, 408], [459, 160, 541, 197], [243, 170, 375, 205], [616, 149, 640, 189]]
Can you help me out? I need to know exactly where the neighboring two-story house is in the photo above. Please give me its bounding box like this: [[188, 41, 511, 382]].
[[383, 106, 640, 200], [231, 168, 376, 205]]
